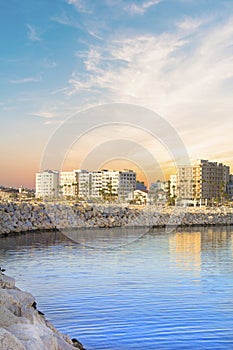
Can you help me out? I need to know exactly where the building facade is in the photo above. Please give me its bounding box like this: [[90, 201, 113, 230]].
[[227, 174, 233, 200], [118, 170, 136, 199], [88, 171, 101, 198], [35, 168, 136, 201], [60, 171, 78, 197], [35, 170, 59, 198], [76, 170, 91, 198], [177, 160, 230, 204]]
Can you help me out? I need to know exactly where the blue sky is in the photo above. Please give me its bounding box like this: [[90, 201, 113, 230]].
[[1, 0, 233, 187]]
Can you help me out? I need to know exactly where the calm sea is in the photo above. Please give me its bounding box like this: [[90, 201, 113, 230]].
[[0, 226, 233, 350]]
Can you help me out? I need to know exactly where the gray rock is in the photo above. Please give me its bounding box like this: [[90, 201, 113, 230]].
[[0, 327, 26, 350], [0, 273, 84, 350]]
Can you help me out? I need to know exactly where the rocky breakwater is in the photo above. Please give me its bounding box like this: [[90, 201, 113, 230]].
[[0, 270, 84, 350], [136, 206, 233, 227], [0, 202, 142, 234], [47, 204, 142, 229], [0, 202, 55, 235], [1, 201, 233, 235]]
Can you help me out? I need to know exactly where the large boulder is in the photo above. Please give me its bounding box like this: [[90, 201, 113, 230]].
[[0, 272, 84, 350]]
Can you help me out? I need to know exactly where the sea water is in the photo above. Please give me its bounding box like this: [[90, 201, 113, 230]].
[[0, 226, 233, 349]]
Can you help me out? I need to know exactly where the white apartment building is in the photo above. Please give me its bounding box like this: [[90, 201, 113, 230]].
[[35, 169, 137, 201], [35, 170, 59, 198], [101, 170, 119, 197], [77, 170, 91, 198], [60, 171, 78, 197], [90, 169, 136, 199], [60, 170, 92, 199]]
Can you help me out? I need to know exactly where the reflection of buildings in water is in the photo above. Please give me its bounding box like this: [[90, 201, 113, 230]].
[[0, 231, 69, 253], [169, 232, 201, 273], [231, 233, 233, 259], [200, 226, 229, 250]]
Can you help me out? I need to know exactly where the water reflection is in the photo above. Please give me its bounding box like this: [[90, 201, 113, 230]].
[[170, 231, 201, 273], [1, 226, 233, 350], [168, 226, 233, 273], [0, 231, 70, 250], [62, 226, 149, 249]]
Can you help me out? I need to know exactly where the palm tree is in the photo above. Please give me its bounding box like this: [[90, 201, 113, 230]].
[[72, 182, 79, 198]]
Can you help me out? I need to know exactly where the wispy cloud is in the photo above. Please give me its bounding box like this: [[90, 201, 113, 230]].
[[87, 30, 103, 40], [176, 16, 210, 33], [31, 110, 56, 118], [66, 0, 91, 13], [125, 0, 162, 15], [51, 13, 102, 40], [26, 24, 41, 41], [51, 14, 72, 26], [10, 76, 41, 84], [31, 108, 69, 126], [68, 17, 233, 103], [66, 16, 233, 162], [50, 14, 81, 28]]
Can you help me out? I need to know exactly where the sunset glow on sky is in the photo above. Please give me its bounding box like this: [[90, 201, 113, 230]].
[[1, 0, 233, 188]]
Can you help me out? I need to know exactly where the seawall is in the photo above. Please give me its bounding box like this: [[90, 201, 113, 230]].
[[1, 201, 233, 236]]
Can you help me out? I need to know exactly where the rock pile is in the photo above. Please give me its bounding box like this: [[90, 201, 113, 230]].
[[0, 271, 84, 350], [0, 201, 233, 236]]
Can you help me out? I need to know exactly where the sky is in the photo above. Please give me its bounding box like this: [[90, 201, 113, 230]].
[[1, 0, 233, 188]]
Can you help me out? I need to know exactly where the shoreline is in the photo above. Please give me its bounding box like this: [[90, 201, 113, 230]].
[[1, 222, 233, 240], [0, 271, 85, 350]]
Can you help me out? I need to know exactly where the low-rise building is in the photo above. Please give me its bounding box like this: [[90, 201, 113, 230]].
[[132, 190, 149, 205], [148, 180, 169, 205], [0, 186, 19, 200]]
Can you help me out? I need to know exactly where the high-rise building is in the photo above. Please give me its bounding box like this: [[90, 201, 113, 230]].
[[177, 166, 194, 201], [177, 160, 230, 204], [35, 170, 59, 198], [227, 174, 233, 199], [198, 160, 229, 200]]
